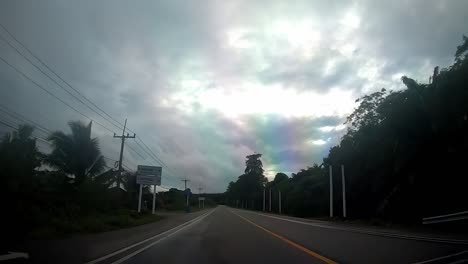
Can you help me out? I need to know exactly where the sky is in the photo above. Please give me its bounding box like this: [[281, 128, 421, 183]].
[[0, 0, 467, 192]]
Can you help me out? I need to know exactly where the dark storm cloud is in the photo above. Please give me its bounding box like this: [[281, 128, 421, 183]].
[[1, 0, 467, 192]]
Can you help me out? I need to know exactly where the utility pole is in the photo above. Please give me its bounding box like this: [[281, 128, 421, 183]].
[[113, 118, 135, 189], [342, 165, 347, 218], [182, 178, 190, 190], [329, 165, 333, 218]]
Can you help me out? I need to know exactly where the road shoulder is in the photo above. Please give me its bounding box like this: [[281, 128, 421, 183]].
[[25, 209, 211, 263]]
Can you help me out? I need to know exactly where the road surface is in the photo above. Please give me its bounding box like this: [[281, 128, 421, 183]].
[[88, 206, 468, 264]]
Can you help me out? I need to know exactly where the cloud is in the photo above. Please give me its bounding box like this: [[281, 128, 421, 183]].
[[1, 0, 467, 192]]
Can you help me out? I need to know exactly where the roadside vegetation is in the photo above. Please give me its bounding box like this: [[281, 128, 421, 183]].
[[0, 120, 208, 243], [225, 37, 468, 225]]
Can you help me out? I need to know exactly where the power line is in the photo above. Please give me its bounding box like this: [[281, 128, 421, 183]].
[[122, 164, 134, 171], [103, 156, 119, 169], [0, 113, 48, 138], [0, 24, 173, 170], [0, 23, 127, 132], [133, 138, 181, 179], [0, 119, 17, 130], [136, 137, 168, 168], [0, 55, 116, 134], [0, 105, 52, 135], [132, 140, 179, 179], [0, 23, 175, 178], [0, 119, 50, 144], [134, 139, 165, 165], [0, 34, 122, 133], [125, 141, 147, 161]]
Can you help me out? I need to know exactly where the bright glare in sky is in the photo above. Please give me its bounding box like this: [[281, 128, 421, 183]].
[[319, 124, 347, 132], [170, 82, 356, 118], [310, 139, 327, 145]]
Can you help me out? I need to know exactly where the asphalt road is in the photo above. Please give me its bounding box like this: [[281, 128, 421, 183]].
[[87, 205, 468, 264]]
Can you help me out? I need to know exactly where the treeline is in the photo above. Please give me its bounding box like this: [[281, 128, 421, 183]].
[[0, 120, 197, 246], [225, 36, 468, 224]]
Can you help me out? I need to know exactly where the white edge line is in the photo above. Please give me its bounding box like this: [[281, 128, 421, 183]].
[[236, 209, 468, 245], [85, 209, 215, 264], [448, 259, 468, 264], [411, 250, 468, 264], [423, 211, 468, 221], [110, 208, 216, 264]]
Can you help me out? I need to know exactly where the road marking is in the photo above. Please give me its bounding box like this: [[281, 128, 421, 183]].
[[0, 252, 29, 261], [231, 210, 337, 264], [86, 209, 216, 264], [110, 208, 216, 264], [412, 250, 468, 264], [449, 259, 468, 264], [240, 210, 468, 245]]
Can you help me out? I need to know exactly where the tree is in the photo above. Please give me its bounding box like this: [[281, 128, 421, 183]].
[[0, 125, 43, 245], [272, 172, 288, 186], [225, 153, 267, 209], [46, 121, 105, 185], [323, 36, 468, 222], [0, 124, 41, 192], [225, 36, 468, 223], [245, 153, 264, 175]]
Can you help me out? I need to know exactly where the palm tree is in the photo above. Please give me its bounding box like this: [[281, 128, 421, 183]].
[[46, 121, 105, 185], [0, 124, 41, 191]]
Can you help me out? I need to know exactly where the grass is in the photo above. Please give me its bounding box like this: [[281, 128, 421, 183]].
[[30, 209, 164, 239]]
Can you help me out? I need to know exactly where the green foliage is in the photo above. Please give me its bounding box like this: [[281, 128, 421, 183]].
[[324, 35, 468, 223], [0, 125, 43, 244], [271, 172, 288, 187], [46, 121, 105, 185], [225, 153, 267, 209], [245, 153, 264, 175], [226, 36, 468, 224], [30, 210, 163, 238], [0, 124, 41, 192]]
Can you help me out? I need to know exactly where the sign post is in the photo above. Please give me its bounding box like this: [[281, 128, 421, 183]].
[[152, 186, 156, 214], [198, 197, 205, 209], [137, 184, 143, 213], [136, 165, 162, 214]]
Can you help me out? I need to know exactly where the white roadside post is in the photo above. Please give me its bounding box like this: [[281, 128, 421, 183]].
[[341, 165, 347, 218], [269, 189, 272, 212], [329, 165, 333, 218], [263, 189, 266, 211], [152, 185, 156, 215], [138, 184, 143, 213], [198, 197, 205, 209], [279, 190, 282, 214]]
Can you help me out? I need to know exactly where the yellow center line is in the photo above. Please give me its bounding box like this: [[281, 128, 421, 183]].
[[232, 210, 337, 264]]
